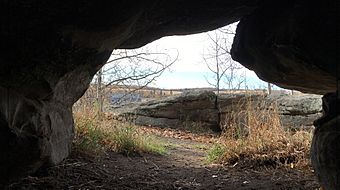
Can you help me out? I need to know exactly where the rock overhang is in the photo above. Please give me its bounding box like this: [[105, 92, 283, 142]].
[[2, 1, 337, 94]]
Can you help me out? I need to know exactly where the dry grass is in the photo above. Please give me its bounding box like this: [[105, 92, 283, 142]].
[[208, 96, 312, 168], [73, 105, 166, 156]]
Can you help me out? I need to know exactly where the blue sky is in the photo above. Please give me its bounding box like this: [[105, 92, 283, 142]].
[[155, 71, 268, 89]]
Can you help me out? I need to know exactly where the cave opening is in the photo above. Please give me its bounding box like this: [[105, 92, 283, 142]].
[[1, 1, 338, 189]]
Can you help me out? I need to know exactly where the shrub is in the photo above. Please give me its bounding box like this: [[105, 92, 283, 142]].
[[209, 95, 312, 168]]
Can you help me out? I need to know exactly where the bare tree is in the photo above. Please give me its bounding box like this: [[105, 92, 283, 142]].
[[104, 48, 178, 88], [203, 31, 229, 94], [96, 68, 103, 114], [94, 47, 178, 111], [203, 24, 245, 93]]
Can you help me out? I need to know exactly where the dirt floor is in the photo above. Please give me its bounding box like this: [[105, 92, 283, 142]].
[[3, 128, 320, 190]]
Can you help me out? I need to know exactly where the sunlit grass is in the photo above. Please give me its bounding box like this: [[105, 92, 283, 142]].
[[73, 105, 166, 156]]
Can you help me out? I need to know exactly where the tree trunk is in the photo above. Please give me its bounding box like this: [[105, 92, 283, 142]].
[[96, 68, 103, 115], [267, 83, 272, 95]]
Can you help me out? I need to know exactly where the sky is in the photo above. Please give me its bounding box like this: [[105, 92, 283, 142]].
[[146, 32, 268, 89], [105, 24, 271, 90]]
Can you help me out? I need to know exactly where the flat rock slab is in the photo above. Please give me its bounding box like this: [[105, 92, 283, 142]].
[[110, 91, 322, 131]]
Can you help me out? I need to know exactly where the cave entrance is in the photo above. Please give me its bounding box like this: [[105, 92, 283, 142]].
[[35, 25, 319, 189]]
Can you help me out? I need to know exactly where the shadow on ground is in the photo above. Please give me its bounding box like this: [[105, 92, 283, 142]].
[[3, 134, 319, 190]]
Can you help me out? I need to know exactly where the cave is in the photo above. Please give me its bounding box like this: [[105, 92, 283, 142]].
[[1, 1, 338, 189]]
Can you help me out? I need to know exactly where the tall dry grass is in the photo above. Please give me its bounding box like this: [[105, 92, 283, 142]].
[[208, 95, 312, 168], [73, 102, 166, 156]]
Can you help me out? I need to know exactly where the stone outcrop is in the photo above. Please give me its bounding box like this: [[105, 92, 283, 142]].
[[266, 94, 322, 130], [111, 91, 220, 132], [0, 0, 337, 186], [111, 91, 322, 131]]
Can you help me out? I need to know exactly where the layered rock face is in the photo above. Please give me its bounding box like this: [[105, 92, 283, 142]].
[[0, 0, 338, 187], [110, 91, 322, 132], [266, 94, 322, 130], [111, 91, 220, 131]]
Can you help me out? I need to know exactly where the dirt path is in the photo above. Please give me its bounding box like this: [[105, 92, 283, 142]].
[[4, 133, 319, 190]]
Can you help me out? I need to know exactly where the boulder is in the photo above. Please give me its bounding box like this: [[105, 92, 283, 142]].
[[111, 90, 220, 131], [266, 94, 322, 130]]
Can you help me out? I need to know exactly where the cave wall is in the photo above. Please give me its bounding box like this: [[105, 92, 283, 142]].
[[0, 50, 111, 182]]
